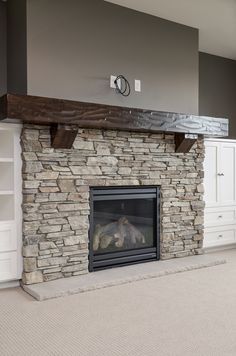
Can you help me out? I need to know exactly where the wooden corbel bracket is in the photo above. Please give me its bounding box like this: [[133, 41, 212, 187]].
[[50, 124, 78, 149], [175, 133, 198, 153]]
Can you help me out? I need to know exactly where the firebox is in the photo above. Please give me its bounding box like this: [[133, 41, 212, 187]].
[[89, 187, 160, 271]]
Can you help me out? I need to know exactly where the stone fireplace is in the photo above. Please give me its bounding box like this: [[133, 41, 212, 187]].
[[21, 125, 205, 285]]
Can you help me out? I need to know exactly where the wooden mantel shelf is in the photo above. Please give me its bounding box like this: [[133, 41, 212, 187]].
[[0, 94, 229, 152]]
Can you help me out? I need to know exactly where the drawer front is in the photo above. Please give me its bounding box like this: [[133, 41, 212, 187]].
[[204, 228, 236, 248], [0, 252, 18, 281], [205, 208, 236, 227], [0, 223, 17, 252]]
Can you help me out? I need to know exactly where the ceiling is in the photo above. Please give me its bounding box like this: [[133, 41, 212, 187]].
[[105, 0, 236, 60]]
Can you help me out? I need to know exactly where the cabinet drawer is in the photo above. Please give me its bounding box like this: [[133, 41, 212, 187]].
[[205, 208, 236, 227], [0, 223, 17, 252], [0, 252, 18, 281], [204, 227, 236, 248]]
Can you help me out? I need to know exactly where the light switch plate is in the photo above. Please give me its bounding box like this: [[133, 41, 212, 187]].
[[135, 79, 141, 92]]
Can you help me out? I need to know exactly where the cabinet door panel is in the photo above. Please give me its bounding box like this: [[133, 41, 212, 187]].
[[0, 252, 18, 281], [0, 223, 17, 252], [220, 144, 236, 205], [204, 143, 219, 207]]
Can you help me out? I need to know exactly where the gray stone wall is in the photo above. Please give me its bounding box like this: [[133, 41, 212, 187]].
[[21, 125, 205, 285]]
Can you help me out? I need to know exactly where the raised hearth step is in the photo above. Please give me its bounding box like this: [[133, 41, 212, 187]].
[[22, 254, 226, 301]]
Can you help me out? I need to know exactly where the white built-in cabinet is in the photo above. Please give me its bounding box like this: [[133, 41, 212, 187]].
[[204, 139, 236, 248], [0, 123, 22, 283]]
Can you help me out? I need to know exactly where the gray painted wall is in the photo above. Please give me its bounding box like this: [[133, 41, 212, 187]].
[[0, 1, 7, 96], [7, 0, 27, 94], [199, 52, 236, 138], [27, 0, 199, 115]]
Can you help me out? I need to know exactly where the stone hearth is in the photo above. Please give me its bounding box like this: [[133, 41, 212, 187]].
[[21, 125, 204, 285]]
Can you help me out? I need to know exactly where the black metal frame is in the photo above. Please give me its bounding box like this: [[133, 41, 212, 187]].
[[89, 186, 160, 272]]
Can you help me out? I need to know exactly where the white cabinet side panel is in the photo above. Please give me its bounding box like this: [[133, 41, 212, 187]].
[[220, 143, 236, 206]]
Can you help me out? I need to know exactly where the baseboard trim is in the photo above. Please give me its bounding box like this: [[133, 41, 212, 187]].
[[0, 280, 20, 290], [204, 243, 236, 253]]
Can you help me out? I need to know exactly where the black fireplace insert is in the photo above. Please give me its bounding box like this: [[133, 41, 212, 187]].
[[89, 186, 160, 271]]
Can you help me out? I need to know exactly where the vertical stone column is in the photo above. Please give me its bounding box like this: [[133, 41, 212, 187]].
[[21, 126, 89, 284]]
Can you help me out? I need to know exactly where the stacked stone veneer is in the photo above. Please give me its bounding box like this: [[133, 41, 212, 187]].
[[21, 125, 205, 285]]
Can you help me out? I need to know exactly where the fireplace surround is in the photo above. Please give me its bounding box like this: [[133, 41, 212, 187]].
[[21, 125, 205, 285], [89, 186, 160, 270]]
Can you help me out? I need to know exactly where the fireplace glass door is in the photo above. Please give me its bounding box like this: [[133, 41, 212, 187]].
[[89, 187, 160, 271]]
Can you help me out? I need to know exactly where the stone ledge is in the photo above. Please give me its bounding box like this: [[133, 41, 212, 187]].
[[22, 254, 226, 301]]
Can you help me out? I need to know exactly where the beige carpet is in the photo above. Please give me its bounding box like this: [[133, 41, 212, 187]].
[[1, 249, 236, 356]]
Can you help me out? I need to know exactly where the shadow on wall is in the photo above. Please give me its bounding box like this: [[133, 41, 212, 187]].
[[199, 52, 236, 139], [0, 1, 7, 96]]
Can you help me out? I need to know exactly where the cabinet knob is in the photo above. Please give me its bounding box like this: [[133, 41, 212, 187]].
[[217, 173, 225, 176], [218, 235, 223, 238], [218, 215, 223, 218]]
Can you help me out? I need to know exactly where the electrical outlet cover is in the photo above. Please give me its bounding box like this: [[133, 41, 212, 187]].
[[110, 75, 121, 90]]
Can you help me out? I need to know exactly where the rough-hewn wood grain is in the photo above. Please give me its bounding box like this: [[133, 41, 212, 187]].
[[0, 93, 229, 137], [175, 133, 198, 153], [50, 124, 78, 149]]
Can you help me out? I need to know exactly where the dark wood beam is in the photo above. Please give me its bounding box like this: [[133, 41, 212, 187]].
[[50, 124, 78, 149], [175, 133, 198, 153], [0, 93, 229, 138]]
